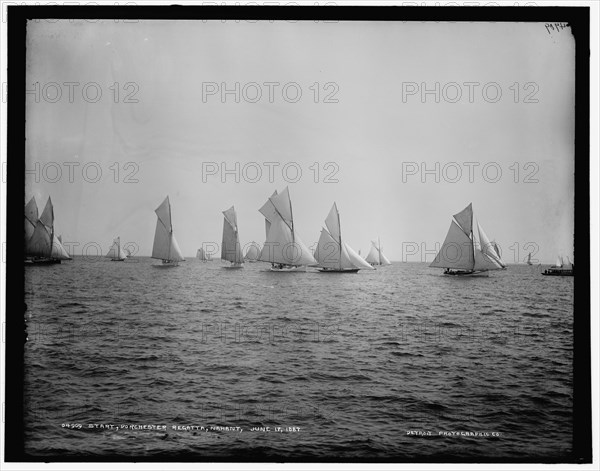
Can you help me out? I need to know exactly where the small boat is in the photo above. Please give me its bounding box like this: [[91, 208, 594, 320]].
[[196, 247, 212, 261], [526, 252, 533, 265], [151, 196, 185, 267], [257, 187, 317, 271], [24, 196, 72, 265], [542, 256, 574, 276], [244, 242, 261, 263], [314, 203, 375, 273], [106, 236, 127, 261], [221, 206, 244, 269], [365, 238, 392, 266], [430, 203, 505, 276]]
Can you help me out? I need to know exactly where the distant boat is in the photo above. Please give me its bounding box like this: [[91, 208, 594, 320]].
[[314, 203, 374, 273], [542, 255, 574, 276], [257, 187, 317, 272], [106, 236, 127, 261], [244, 242, 261, 263], [24, 196, 72, 265], [196, 247, 212, 261], [526, 252, 533, 265], [151, 196, 185, 267], [221, 205, 244, 269], [365, 238, 392, 266], [430, 203, 505, 277]]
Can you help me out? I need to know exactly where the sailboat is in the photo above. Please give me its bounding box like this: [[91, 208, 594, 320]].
[[221, 206, 244, 268], [151, 196, 185, 266], [314, 203, 375, 273], [24, 196, 72, 264], [257, 187, 317, 272], [542, 255, 574, 276], [244, 242, 261, 263], [365, 238, 392, 266], [430, 203, 505, 276], [197, 247, 212, 261], [106, 236, 127, 261], [526, 252, 533, 265]]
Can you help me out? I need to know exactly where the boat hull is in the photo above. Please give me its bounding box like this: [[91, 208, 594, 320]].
[[268, 265, 307, 272], [443, 269, 490, 277], [318, 268, 360, 273], [542, 269, 573, 276], [24, 257, 61, 265], [154, 259, 180, 267]]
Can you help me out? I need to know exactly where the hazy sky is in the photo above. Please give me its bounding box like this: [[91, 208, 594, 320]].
[[25, 19, 575, 263]]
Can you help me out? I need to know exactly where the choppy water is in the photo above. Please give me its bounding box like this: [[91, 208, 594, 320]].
[[23, 259, 574, 460]]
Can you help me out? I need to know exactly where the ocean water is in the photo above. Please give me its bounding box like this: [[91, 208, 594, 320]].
[[23, 259, 574, 460]]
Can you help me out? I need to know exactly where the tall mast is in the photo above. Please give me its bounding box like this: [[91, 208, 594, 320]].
[[167, 198, 172, 261], [288, 189, 295, 244], [336, 204, 342, 270], [378, 237, 381, 265]]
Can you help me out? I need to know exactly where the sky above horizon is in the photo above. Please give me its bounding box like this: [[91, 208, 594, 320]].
[[25, 19, 575, 263]]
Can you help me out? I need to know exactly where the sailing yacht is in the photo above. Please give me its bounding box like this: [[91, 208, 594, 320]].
[[314, 203, 374, 273], [542, 255, 574, 276], [526, 252, 533, 265], [244, 242, 261, 263], [197, 247, 212, 261], [221, 206, 244, 268], [24, 196, 72, 264], [151, 196, 185, 266], [257, 187, 317, 272], [106, 237, 127, 261], [365, 238, 392, 266], [430, 203, 505, 276]]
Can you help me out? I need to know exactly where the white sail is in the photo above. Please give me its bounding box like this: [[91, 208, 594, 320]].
[[25, 197, 39, 253], [39, 197, 54, 230], [430, 220, 474, 269], [270, 187, 293, 229], [28, 221, 53, 257], [244, 243, 260, 261], [324, 203, 341, 244], [344, 242, 375, 270], [476, 221, 505, 268], [258, 217, 316, 266], [555, 256, 563, 267], [473, 245, 502, 271], [259, 190, 279, 238], [51, 234, 72, 260], [197, 247, 212, 261], [258, 188, 317, 267], [431, 204, 503, 272], [365, 240, 391, 265], [26, 196, 71, 260], [453, 203, 473, 236], [151, 197, 184, 262], [221, 206, 244, 264], [379, 251, 392, 265], [315, 203, 373, 271], [376, 239, 392, 266], [314, 228, 343, 269], [492, 241, 502, 258], [565, 256, 573, 268], [365, 245, 379, 264], [106, 237, 127, 260]]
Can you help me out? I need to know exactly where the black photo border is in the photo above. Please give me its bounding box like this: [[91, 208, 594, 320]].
[[5, 4, 591, 464]]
